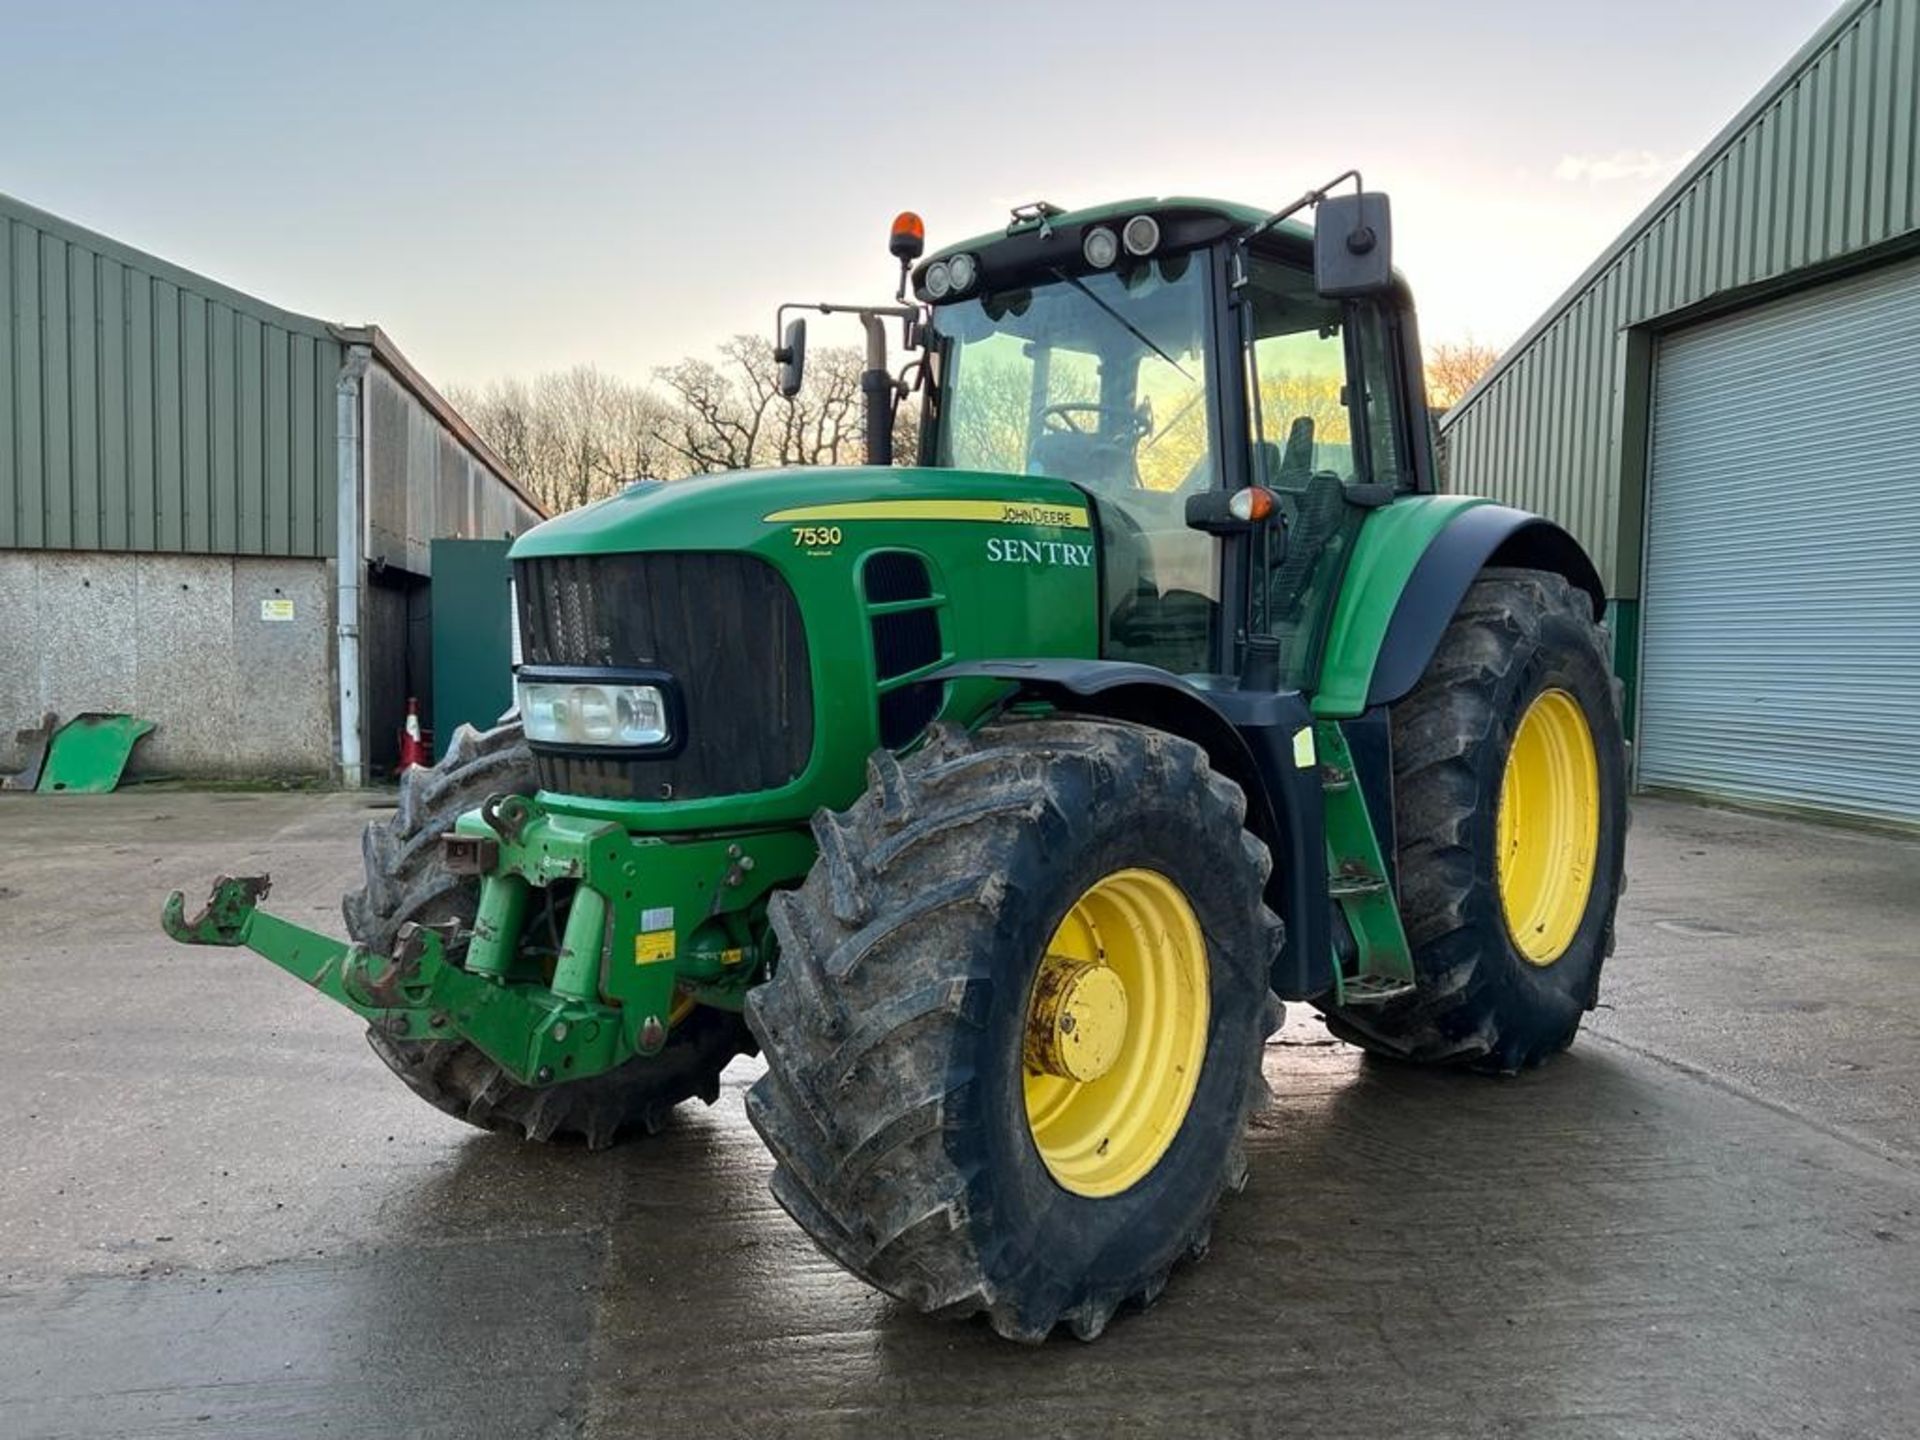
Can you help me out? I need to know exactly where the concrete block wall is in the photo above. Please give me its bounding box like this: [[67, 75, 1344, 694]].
[[0, 551, 336, 779]]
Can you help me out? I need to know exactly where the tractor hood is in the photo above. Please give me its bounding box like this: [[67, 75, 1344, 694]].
[[510, 466, 1095, 559], [505, 463, 1103, 831]]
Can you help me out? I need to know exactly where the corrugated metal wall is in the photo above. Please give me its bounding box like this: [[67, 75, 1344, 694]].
[[1637, 256, 1920, 823], [1440, 0, 1920, 594], [364, 365, 544, 575], [0, 194, 343, 557]]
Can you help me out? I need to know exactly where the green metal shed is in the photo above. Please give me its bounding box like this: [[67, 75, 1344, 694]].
[[0, 194, 344, 556], [0, 193, 544, 783], [1439, 0, 1920, 824]]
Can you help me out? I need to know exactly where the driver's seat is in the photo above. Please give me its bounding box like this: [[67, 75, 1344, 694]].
[[1029, 428, 1105, 480]]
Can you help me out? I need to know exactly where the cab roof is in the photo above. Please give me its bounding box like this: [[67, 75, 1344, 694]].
[[925, 196, 1310, 264], [914, 196, 1313, 304]]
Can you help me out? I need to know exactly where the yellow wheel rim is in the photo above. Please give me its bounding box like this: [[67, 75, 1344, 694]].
[[1022, 868, 1209, 1198], [1496, 688, 1601, 966]]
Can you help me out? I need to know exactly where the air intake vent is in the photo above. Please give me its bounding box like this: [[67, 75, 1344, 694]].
[[864, 550, 935, 604], [862, 552, 945, 750], [872, 608, 941, 682]]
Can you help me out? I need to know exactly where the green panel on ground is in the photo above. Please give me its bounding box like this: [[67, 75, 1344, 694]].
[[430, 538, 516, 761], [37, 714, 155, 793]]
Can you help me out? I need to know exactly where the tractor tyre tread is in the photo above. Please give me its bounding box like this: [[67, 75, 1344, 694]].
[[746, 718, 1281, 1343], [1318, 567, 1628, 1073]]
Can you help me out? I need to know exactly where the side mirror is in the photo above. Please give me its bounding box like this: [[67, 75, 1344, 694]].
[[775, 317, 807, 399], [1314, 191, 1393, 297]]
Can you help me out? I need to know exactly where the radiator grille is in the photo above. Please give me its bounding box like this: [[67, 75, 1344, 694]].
[[514, 552, 813, 800]]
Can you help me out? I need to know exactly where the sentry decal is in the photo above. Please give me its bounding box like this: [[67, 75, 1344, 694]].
[[985, 538, 1094, 568]]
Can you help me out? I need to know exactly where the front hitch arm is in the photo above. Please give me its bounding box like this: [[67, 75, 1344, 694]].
[[163, 872, 365, 1003], [160, 873, 623, 1086], [162, 874, 273, 946]]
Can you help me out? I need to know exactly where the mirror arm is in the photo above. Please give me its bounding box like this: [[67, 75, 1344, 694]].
[[1247, 169, 1363, 242]]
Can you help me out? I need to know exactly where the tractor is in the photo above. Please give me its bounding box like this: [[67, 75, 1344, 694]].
[[165, 175, 1628, 1343]]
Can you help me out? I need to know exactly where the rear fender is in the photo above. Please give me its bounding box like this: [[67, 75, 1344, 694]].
[[1314, 499, 1606, 718]]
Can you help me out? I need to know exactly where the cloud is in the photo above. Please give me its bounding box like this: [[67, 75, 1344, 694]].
[[1553, 149, 1695, 184]]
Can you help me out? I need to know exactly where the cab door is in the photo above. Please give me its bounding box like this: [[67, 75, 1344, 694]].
[[1239, 252, 1410, 687]]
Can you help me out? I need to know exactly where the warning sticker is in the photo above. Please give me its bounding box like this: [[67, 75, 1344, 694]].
[[635, 930, 676, 963], [259, 598, 295, 622], [640, 906, 674, 932], [1291, 726, 1317, 769]]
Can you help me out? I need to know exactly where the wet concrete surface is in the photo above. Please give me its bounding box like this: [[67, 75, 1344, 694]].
[[1, 790, 1916, 1438]]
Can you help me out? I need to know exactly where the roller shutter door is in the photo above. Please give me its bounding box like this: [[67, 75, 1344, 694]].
[[1640, 257, 1920, 824]]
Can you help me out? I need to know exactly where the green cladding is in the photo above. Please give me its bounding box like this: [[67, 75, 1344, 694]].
[[0, 192, 344, 557], [1440, 0, 1920, 600]]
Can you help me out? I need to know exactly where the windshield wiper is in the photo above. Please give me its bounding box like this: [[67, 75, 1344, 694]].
[[1141, 386, 1205, 452], [1049, 268, 1193, 382]]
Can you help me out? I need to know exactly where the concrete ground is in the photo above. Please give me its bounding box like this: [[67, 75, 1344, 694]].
[[1, 790, 1916, 1439]]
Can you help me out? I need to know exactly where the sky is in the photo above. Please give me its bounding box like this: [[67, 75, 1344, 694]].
[[0, 0, 1844, 391]]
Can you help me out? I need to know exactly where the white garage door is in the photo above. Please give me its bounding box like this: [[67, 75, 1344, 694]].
[[1641, 257, 1920, 824]]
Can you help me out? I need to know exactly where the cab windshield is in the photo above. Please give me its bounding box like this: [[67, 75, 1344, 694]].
[[930, 252, 1220, 674]]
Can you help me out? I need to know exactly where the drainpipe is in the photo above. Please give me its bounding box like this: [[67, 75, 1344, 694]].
[[335, 345, 372, 788]]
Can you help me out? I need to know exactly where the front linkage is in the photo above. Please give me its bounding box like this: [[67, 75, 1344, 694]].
[[163, 792, 813, 1087]]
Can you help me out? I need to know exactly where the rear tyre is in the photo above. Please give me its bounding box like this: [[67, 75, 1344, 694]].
[[1318, 567, 1627, 1071], [745, 719, 1282, 1342], [343, 720, 753, 1148]]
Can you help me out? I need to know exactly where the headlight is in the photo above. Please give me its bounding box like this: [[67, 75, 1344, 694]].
[[924, 260, 952, 299], [518, 679, 670, 747], [945, 252, 977, 293], [1122, 214, 1160, 256], [1082, 225, 1119, 268]]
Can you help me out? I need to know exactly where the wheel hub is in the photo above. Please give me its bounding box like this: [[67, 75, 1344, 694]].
[[1024, 958, 1129, 1082], [1496, 687, 1601, 965], [1022, 868, 1210, 1198]]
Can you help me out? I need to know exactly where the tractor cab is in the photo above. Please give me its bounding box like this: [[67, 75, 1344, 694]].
[[908, 191, 1433, 687]]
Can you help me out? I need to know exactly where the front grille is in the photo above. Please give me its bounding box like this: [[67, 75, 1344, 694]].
[[515, 552, 813, 800]]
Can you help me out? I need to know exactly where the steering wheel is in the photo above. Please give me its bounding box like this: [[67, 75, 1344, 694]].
[[1039, 403, 1149, 439]]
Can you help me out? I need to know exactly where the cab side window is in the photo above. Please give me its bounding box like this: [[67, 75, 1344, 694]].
[[1242, 255, 1407, 684], [1246, 273, 1359, 485], [1351, 305, 1407, 490]]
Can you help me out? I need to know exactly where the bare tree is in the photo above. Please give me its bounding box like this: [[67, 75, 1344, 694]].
[[1425, 339, 1503, 412], [651, 335, 877, 473], [452, 337, 928, 515], [450, 367, 680, 513]]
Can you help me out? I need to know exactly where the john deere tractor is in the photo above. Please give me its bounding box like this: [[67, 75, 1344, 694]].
[[165, 176, 1627, 1342]]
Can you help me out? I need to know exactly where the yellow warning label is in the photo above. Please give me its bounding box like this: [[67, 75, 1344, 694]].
[[1291, 726, 1317, 769], [635, 930, 676, 963], [720, 947, 745, 967]]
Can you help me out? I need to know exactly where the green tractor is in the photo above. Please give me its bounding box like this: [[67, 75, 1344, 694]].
[[165, 175, 1627, 1342]]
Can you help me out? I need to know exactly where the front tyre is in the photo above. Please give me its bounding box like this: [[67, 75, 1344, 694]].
[[745, 719, 1282, 1342], [1320, 567, 1628, 1070]]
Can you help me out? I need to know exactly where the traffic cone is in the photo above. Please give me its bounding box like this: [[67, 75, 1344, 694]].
[[399, 697, 430, 773]]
